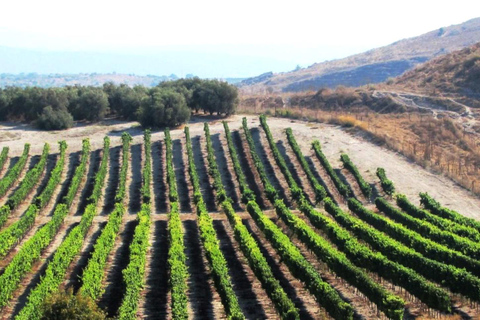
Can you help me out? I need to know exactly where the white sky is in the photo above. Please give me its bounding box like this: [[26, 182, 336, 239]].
[[0, 0, 479, 72]]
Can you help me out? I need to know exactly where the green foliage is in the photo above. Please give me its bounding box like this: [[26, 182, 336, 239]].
[[36, 106, 74, 130], [338, 198, 480, 302], [159, 78, 238, 115], [40, 288, 107, 320], [311, 139, 351, 197], [115, 132, 133, 203], [340, 153, 372, 199], [204, 123, 228, 203], [35, 141, 68, 208], [68, 87, 109, 121], [316, 198, 451, 312], [63, 139, 91, 207], [420, 192, 480, 232], [118, 130, 151, 319], [0, 147, 9, 172], [0, 140, 89, 310], [186, 126, 244, 319], [260, 116, 404, 319], [137, 88, 190, 128], [376, 167, 395, 195], [165, 128, 188, 320], [396, 194, 480, 241], [5, 143, 50, 211], [222, 122, 300, 319], [81, 133, 131, 301], [241, 117, 277, 202], [285, 128, 327, 202], [366, 197, 480, 275], [0, 142, 67, 259], [104, 83, 147, 120], [242, 118, 354, 319], [16, 137, 109, 320], [376, 197, 480, 260], [0, 143, 30, 197], [246, 201, 354, 319]]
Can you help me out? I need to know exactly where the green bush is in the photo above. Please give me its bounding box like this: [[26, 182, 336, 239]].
[[137, 88, 190, 128], [40, 288, 106, 320], [36, 106, 74, 130]]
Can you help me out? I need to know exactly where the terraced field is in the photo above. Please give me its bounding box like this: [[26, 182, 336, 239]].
[[1, 115, 480, 319]]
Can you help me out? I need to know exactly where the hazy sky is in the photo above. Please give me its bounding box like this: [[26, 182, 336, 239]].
[[0, 0, 479, 75]]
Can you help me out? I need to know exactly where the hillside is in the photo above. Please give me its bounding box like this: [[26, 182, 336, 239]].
[[239, 17, 480, 93], [388, 42, 480, 96]]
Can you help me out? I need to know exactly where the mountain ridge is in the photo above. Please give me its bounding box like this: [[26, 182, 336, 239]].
[[239, 17, 480, 93]]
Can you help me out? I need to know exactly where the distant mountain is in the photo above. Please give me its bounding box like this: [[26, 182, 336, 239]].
[[0, 45, 293, 79], [0, 72, 245, 88], [239, 17, 480, 93]]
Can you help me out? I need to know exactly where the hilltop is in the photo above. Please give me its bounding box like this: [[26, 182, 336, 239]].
[[239, 17, 480, 93]]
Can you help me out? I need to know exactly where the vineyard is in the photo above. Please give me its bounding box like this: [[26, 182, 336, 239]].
[[1, 115, 480, 319]]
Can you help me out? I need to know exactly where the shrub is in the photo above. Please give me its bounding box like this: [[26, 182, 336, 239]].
[[40, 288, 107, 320], [36, 106, 74, 130]]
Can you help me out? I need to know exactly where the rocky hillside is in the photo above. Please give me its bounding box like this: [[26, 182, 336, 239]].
[[388, 42, 480, 97], [239, 17, 480, 93]]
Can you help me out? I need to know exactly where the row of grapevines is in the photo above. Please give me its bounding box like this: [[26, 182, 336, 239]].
[[279, 128, 451, 312], [0, 143, 49, 228], [16, 137, 110, 320], [0, 147, 8, 173], [118, 202, 150, 319], [261, 117, 404, 319], [285, 127, 327, 202], [80, 133, 132, 300], [188, 126, 244, 319], [203, 123, 228, 203], [222, 122, 256, 203], [118, 130, 151, 319], [115, 132, 133, 203], [0, 143, 30, 197], [242, 118, 354, 319], [376, 168, 395, 195], [241, 118, 277, 201], [0, 139, 90, 310], [0, 141, 67, 258], [246, 201, 354, 319], [361, 198, 480, 275], [35, 141, 68, 208], [340, 153, 372, 199], [420, 192, 480, 232], [334, 198, 480, 302], [308, 198, 451, 312], [165, 128, 188, 320], [376, 197, 480, 261], [16, 203, 98, 320], [396, 194, 480, 241], [222, 121, 300, 319], [311, 139, 351, 197], [258, 116, 303, 200], [5, 143, 50, 210]]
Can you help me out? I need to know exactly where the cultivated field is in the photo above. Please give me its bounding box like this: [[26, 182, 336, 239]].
[[0, 115, 480, 319]]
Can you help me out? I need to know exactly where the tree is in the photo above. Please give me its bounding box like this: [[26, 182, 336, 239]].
[[36, 106, 74, 130], [137, 87, 190, 128], [68, 87, 109, 121]]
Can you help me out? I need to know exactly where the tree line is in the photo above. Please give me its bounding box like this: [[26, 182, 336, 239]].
[[0, 78, 238, 130]]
